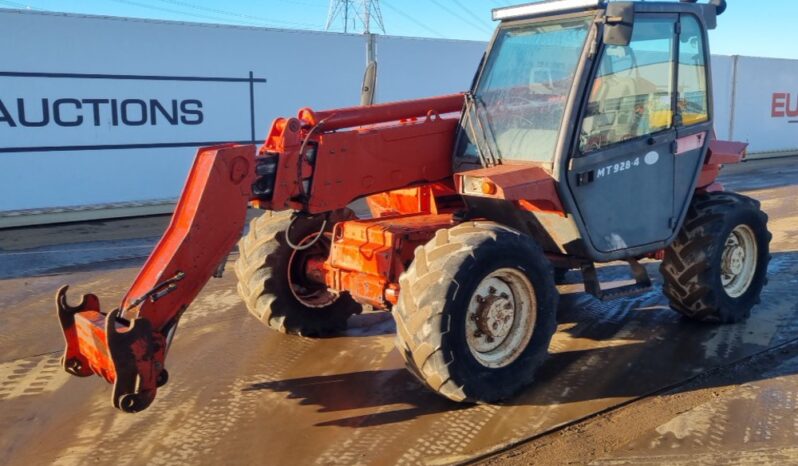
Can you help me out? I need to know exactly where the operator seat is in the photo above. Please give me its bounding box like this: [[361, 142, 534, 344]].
[[581, 54, 665, 147]]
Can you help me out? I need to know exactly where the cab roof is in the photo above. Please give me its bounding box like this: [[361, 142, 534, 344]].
[[492, 0, 605, 21], [492, 0, 720, 30]]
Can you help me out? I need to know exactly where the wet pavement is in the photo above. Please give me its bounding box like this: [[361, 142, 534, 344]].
[[0, 158, 796, 465], [601, 350, 798, 465], [481, 338, 798, 465]]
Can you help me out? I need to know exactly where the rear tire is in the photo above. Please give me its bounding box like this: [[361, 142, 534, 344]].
[[660, 192, 771, 323], [393, 222, 559, 403], [234, 210, 362, 336]]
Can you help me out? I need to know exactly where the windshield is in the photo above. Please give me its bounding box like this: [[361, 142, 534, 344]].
[[457, 16, 592, 165]]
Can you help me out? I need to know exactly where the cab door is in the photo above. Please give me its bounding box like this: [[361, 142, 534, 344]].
[[568, 14, 678, 254], [672, 14, 715, 223]]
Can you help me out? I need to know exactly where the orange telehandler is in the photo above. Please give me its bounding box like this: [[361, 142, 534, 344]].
[[57, 0, 771, 412]]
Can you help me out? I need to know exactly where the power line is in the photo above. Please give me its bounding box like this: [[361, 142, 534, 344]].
[[452, 0, 491, 27], [429, 0, 491, 34], [381, 0, 444, 38], [108, 0, 260, 26], [107, 0, 322, 30], [154, 0, 322, 28], [5, 0, 496, 38], [0, 0, 38, 9]]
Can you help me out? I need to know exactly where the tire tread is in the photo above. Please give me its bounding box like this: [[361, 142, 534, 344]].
[[660, 192, 770, 323]]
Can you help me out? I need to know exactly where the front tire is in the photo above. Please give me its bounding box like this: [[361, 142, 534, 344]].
[[234, 209, 362, 336], [393, 222, 559, 403], [660, 192, 771, 323]]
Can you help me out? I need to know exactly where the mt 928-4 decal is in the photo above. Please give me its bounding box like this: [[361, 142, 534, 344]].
[[595, 151, 660, 179]]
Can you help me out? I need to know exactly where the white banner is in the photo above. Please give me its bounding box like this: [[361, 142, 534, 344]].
[[0, 8, 794, 218], [730, 56, 798, 154], [0, 72, 261, 150]]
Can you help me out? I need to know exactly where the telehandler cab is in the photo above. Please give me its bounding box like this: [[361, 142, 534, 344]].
[[56, 0, 770, 412]]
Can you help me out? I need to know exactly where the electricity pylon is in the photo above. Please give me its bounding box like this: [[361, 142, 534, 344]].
[[325, 0, 385, 34]]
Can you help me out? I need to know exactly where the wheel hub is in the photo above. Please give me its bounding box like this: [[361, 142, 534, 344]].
[[472, 291, 515, 344], [720, 225, 758, 298], [724, 245, 745, 276], [465, 270, 537, 368]]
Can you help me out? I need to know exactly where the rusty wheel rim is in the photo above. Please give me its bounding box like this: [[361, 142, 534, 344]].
[[465, 268, 537, 369], [721, 224, 758, 299]]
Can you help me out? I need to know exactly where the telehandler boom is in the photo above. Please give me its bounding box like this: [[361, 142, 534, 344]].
[[57, 0, 770, 412]]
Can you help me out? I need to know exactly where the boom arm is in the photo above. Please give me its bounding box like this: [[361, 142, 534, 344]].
[[253, 94, 463, 214], [55, 95, 464, 412], [57, 144, 255, 412]]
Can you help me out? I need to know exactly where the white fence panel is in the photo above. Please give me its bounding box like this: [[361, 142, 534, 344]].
[[730, 56, 798, 155], [375, 36, 485, 102], [710, 55, 733, 141], [1, 9, 796, 226], [0, 10, 365, 217]]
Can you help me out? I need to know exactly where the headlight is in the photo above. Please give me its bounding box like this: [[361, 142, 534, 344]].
[[461, 176, 498, 196]]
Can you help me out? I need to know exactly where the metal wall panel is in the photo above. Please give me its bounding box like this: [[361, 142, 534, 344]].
[[1, 9, 796, 225], [0, 11, 492, 224], [374, 35, 485, 102], [0, 10, 365, 216], [730, 56, 798, 156], [710, 55, 733, 141]]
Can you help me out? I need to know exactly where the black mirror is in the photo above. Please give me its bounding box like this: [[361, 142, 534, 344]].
[[603, 3, 634, 46], [709, 0, 727, 15]]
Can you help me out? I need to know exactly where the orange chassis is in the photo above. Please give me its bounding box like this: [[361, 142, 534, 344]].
[[315, 162, 569, 309], [55, 94, 744, 412]]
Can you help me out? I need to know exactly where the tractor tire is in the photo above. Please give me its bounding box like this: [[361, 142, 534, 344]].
[[234, 209, 362, 336], [393, 222, 559, 403], [660, 192, 771, 323]]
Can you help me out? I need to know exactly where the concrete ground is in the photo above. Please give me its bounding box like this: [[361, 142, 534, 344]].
[[0, 158, 796, 466]]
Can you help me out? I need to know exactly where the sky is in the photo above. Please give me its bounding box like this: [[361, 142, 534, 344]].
[[1, 0, 796, 60]]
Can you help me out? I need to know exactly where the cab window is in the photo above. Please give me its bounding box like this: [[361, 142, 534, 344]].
[[465, 17, 592, 164], [678, 15, 709, 125], [579, 17, 675, 153]]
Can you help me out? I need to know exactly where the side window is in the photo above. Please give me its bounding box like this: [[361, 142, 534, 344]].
[[580, 18, 675, 153], [678, 15, 709, 125]]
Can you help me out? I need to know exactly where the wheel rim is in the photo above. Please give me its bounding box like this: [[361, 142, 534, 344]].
[[287, 234, 339, 308], [720, 224, 758, 298], [465, 268, 537, 369]]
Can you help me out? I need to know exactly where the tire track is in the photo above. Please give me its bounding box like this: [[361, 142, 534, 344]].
[[313, 341, 419, 466], [147, 336, 316, 465], [0, 355, 68, 401], [397, 404, 501, 466], [49, 331, 316, 466], [314, 410, 414, 466]]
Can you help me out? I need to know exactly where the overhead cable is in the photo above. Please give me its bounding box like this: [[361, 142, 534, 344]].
[[381, 0, 444, 38]]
